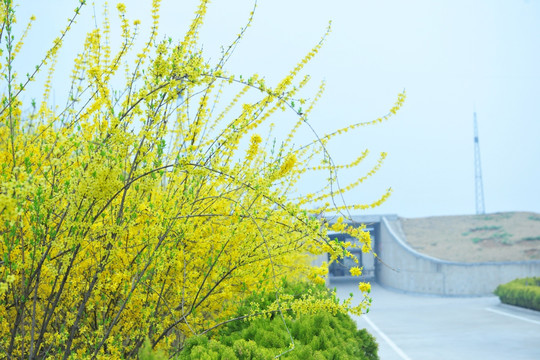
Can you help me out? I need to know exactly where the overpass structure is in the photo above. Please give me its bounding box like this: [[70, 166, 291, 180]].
[[320, 215, 540, 296]]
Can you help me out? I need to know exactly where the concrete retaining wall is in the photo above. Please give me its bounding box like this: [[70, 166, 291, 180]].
[[378, 216, 540, 295]]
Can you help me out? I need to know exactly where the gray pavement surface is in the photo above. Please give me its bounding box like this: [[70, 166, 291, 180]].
[[332, 281, 540, 360]]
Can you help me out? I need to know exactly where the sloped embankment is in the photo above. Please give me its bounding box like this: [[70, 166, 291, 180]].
[[400, 212, 540, 262]]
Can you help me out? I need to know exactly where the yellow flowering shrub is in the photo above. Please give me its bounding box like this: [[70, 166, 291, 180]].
[[0, 0, 404, 358]]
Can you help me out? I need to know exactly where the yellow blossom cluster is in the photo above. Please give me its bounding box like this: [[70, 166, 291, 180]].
[[0, 1, 404, 358], [359, 282, 372, 293], [350, 266, 363, 277]]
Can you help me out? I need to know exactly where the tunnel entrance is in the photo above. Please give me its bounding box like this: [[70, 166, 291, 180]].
[[326, 223, 378, 281], [327, 233, 363, 277]]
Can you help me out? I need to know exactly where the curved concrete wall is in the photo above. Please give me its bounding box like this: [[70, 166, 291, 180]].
[[378, 217, 540, 296]]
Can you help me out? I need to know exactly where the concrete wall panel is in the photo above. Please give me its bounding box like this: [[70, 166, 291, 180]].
[[378, 217, 540, 296]]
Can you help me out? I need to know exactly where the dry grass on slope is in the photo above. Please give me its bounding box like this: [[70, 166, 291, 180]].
[[400, 212, 540, 262]]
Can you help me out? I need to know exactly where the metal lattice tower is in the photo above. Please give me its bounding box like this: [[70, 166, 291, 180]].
[[473, 112, 485, 214]]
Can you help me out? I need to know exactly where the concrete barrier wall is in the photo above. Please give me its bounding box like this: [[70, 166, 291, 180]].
[[378, 216, 540, 296]]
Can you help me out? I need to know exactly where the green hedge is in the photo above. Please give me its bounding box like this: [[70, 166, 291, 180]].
[[494, 277, 540, 311], [177, 280, 378, 359], [180, 311, 378, 360]]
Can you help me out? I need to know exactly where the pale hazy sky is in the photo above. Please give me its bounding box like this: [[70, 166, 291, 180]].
[[14, 0, 540, 218]]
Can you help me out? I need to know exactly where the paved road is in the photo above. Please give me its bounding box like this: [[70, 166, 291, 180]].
[[332, 281, 540, 360]]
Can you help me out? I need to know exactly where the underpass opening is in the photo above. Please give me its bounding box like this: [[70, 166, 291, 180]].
[[326, 221, 379, 282]]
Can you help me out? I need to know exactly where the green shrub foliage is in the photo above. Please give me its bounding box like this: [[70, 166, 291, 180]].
[[178, 281, 378, 360], [494, 277, 540, 311], [180, 312, 378, 360]]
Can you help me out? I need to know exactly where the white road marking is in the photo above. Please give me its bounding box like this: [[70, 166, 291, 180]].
[[485, 307, 540, 326], [363, 315, 413, 360]]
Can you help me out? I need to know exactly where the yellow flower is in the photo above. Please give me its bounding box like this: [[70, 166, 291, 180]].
[[349, 267, 362, 277], [277, 154, 296, 177], [246, 134, 262, 161], [117, 3, 126, 12], [358, 282, 371, 293]]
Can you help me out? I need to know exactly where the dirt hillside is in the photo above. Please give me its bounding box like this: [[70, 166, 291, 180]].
[[399, 212, 540, 262]]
